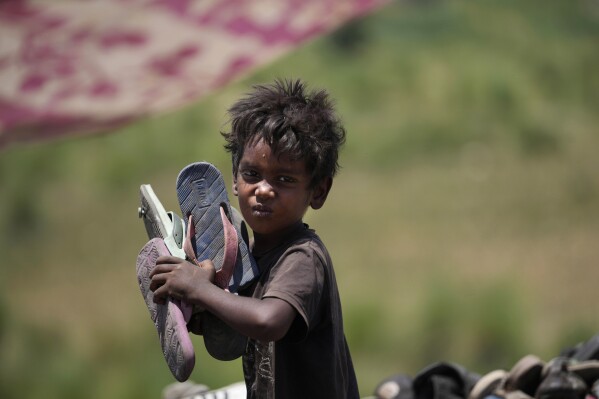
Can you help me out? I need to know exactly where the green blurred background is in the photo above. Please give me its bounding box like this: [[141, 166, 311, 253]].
[[1, 0, 598, 397]]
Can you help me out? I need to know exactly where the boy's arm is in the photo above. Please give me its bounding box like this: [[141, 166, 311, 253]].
[[150, 256, 296, 342]]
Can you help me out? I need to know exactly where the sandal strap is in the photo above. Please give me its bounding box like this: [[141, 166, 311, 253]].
[[214, 207, 238, 292]]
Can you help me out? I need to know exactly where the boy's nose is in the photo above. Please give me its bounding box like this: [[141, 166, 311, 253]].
[[255, 180, 275, 199]]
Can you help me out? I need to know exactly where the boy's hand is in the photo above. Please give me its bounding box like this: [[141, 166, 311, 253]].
[[149, 256, 216, 305]]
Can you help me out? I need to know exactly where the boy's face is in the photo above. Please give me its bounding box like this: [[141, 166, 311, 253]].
[[233, 138, 330, 245]]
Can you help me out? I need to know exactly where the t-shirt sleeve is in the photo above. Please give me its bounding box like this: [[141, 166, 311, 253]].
[[261, 245, 325, 340]]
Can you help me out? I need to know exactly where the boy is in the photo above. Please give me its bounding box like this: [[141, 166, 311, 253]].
[[150, 79, 359, 398]]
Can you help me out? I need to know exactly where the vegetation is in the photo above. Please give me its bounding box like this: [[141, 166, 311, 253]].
[[1, 0, 598, 397]]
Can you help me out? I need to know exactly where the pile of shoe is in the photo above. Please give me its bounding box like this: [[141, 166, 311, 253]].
[[469, 355, 599, 399], [470, 334, 599, 399], [374, 334, 599, 399], [373, 362, 481, 399]]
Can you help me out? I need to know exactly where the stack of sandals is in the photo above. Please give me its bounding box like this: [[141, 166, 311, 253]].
[[136, 162, 259, 382], [374, 334, 599, 399]]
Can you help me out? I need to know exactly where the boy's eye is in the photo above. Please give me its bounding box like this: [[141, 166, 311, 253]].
[[278, 176, 296, 184], [241, 169, 259, 180]]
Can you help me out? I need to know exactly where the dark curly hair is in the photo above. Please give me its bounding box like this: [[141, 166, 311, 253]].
[[222, 78, 346, 188]]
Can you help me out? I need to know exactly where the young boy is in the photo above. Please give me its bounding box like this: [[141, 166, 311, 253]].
[[150, 79, 359, 398]]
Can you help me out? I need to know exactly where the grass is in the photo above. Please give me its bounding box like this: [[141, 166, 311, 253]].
[[1, 0, 599, 397]]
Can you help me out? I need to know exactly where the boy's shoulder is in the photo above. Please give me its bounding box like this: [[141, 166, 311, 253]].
[[255, 225, 330, 270], [282, 225, 328, 257], [277, 226, 334, 277]]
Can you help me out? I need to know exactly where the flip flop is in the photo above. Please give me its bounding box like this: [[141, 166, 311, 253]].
[[176, 161, 259, 360], [468, 369, 507, 399], [176, 162, 258, 292], [373, 373, 414, 399], [136, 237, 195, 382], [502, 355, 544, 397]]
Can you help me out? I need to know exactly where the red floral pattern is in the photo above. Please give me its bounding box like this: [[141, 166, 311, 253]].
[[0, 0, 385, 148]]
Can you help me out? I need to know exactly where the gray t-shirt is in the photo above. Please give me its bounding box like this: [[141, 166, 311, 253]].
[[242, 224, 359, 399]]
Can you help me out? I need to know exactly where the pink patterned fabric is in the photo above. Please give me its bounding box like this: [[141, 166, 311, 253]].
[[0, 0, 386, 148]]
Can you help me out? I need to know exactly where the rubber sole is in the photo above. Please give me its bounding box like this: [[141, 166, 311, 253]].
[[136, 238, 195, 381], [176, 162, 258, 292]]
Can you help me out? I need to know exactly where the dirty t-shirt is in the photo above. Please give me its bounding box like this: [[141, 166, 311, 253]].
[[242, 224, 359, 399]]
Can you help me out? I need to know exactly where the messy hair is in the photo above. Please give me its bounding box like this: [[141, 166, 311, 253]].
[[222, 78, 346, 187]]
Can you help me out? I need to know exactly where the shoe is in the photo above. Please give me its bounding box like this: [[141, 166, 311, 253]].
[[176, 162, 259, 360], [412, 361, 481, 399], [180, 381, 247, 399], [564, 335, 599, 362], [374, 373, 414, 399], [565, 360, 599, 388], [136, 238, 195, 382], [535, 357, 587, 399], [469, 370, 508, 399], [505, 391, 534, 399], [161, 381, 210, 399], [482, 391, 533, 399], [502, 355, 544, 397], [138, 184, 186, 259], [176, 162, 258, 292]]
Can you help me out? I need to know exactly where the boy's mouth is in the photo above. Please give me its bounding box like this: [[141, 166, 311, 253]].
[[252, 204, 272, 217]]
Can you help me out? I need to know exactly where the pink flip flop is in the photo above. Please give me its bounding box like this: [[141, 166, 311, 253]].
[[136, 237, 195, 382]]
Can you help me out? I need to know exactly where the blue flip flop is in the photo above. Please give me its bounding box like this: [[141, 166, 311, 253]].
[[176, 162, 258, 292], [176, 161, 259, 360]]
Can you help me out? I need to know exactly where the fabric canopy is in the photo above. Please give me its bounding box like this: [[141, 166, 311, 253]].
[[0, 0, 386, 148]]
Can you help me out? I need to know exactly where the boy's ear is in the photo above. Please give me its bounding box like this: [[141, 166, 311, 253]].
[[310, 177, 332, 210], [232, 175, 238, 197]]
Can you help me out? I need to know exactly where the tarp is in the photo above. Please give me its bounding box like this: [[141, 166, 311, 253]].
[[0, 0, 386, 149]]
